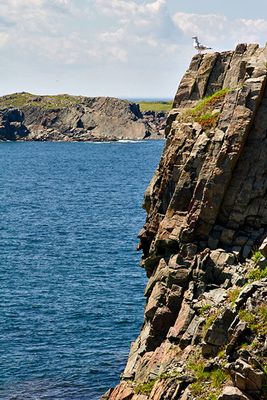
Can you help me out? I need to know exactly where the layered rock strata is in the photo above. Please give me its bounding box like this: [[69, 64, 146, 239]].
[[0, 95, 166, 141], [102, 44, 267, 400]]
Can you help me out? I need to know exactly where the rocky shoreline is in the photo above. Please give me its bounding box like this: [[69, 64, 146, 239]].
[[0, 94, 167, 142], [102, 43, 267, 400]]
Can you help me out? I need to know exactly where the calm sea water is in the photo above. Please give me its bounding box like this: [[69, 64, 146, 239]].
[[0, 141, 164, 400]]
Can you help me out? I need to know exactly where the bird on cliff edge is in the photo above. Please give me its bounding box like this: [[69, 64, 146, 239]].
[[192, 36, 212, 53]]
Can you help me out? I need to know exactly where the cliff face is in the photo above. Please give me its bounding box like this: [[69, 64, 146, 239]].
[[0, 94, 166, 141], [102, 44, 267, 400], [0, 108, 29, 140]]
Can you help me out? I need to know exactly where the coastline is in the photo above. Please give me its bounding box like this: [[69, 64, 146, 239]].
[[0, 95, 169, 142]]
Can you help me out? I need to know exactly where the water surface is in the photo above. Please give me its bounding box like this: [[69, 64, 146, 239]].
[[0, 141, 164, 400]]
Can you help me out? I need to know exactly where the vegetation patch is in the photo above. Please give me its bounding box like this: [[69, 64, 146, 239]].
[[0, 92, 82, 110], [134, 379, 157, 395], [178, 88, 232, 129], [227, 288, 242, 305], [188, 358, 228, 400], [199, 303, 212, 315], [195, 112, 220, 129], [138, 101, 172, 113], [247, 266, 267, 282], [217, 348, 226, 360], [159, 370, 182, 380], [202, 311, 219, 336], [251, 250, 264, 263], [239, 303, 267, 336]]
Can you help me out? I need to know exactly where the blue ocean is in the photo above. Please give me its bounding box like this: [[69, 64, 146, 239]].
[[0, 141, 164, 400]]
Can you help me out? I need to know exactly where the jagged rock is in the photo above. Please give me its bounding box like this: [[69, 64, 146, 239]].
[[149, 379, 179, 400], [103, 382, 134, 400], [204, 308, 236, 347], [145, 259, 169, 297], [198, 287, 228, 305], [102, 43, 267, 400], [168, 299, 195, 341], [228, 358, 265, 394], [235, 280, 266, 309], [218, 386, 251, 400], [166, 285, 183, 313], [166, 266, 191, 288], [145, 282, 167, 320], [259, 237, 267, 258], [226, 321, 248, 355], [180, 315, 204, 347], [151, 306, 175, 335]]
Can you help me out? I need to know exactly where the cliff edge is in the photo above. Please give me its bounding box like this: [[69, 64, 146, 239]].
[[102, 44, 267, 400]]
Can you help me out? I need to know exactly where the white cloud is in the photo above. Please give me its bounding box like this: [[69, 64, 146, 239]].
[[173, 12, 267, 47], [0, 32, 9, 47], [92, 0, 181, 65], [1, 1, 266, 65], [1, 1, 267, 97]]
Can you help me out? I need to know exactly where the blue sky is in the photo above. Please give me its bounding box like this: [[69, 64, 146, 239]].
[[0, 0, 267, 99]]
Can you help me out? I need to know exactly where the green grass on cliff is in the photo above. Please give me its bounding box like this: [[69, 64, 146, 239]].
[[190, 88, 230, 114], [179, 88, 231, 129], [251, 249, 264, 263], [239, 303, 267, 336], [134, 379, 157, 395], [247, 265, 267, 282], [187, 352, 228, 400], [0, 92, 83, 110], [138, 101, 172, 113]]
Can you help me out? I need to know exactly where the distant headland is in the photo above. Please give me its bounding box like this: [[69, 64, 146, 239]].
[[0, 93, 171, 142]]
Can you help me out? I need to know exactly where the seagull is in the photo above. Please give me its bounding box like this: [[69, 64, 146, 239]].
[[192, 36, 212, 54]]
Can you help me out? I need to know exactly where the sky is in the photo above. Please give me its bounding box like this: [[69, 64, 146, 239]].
[[0, 0, 267, 99]]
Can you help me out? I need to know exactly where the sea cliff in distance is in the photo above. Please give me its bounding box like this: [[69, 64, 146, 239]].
[[0, 93, 171, 142]]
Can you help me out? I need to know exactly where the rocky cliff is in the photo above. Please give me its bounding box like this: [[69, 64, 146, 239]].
[[0, 94, 166, 141], [0, 108, 29, 140], [102, 44, 267, 400]]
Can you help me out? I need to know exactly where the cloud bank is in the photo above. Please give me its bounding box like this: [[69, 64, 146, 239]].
[[0, 0, 267, 96]]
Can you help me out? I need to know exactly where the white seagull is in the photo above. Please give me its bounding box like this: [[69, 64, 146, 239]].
[[192, 36, 212, 53]]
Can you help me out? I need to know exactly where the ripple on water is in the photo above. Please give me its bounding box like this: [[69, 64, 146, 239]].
[[0, 141, 164, 400]]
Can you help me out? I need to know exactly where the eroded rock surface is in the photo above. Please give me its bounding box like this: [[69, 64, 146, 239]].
[[102, 44, 267, 400]]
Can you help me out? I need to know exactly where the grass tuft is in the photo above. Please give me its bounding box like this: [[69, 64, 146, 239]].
[[247, 266, 267, 282], [134, 379, 157, 395], [251, 250, 264, 263], [239, 304, 267, 336], [199, 304, 212, 315], [202, 311, 219, 336], [178, 88, 232, 129], [195, 112, 220, 129], [188, 359, 228, 400], [227, 288, 241, 305]]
